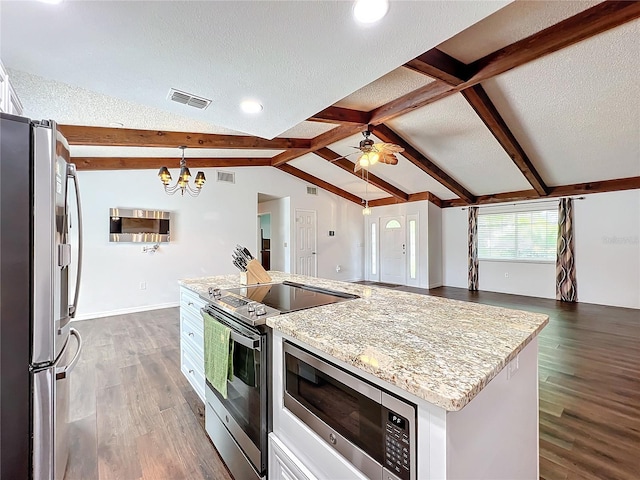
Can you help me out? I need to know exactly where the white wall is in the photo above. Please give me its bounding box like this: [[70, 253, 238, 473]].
[[428, 202, 443, 288], [73, 167, 364, 320], [442, 190, 640, 309]]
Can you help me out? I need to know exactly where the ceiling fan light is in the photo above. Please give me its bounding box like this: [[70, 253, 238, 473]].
[[359, 155, 370, 167], [368, 152, 379, 165], [353, 0, 389, 24]]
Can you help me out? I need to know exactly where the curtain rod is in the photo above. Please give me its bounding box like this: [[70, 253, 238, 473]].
[[461, 196, 585, 210]]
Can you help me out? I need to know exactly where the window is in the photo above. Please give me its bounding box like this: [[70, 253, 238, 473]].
[[478, 209, 558, 261], [385, 219, 401, 229]]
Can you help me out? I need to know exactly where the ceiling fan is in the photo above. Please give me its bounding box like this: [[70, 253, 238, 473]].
[[332, 128, 404, 172]]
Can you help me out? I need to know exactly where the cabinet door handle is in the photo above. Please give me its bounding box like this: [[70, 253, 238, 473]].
[[188, 332, 194, 337], [188, 369, 194, 375], [188, 301, 194, 306]]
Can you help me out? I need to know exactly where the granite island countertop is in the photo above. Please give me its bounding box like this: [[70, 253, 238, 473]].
[[180, 272, 548, 411]]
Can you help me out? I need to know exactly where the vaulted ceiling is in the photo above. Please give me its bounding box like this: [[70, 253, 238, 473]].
[[4, 1, 640, 207]]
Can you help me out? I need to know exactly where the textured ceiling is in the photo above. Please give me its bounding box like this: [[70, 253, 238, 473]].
[[334, 67, 434, 111], [438, 0, 603, 64], [387, 93, 533, 196], [2, 1, 637, 206], [482, 19, 640, 187], [0, 1, 507, 139]]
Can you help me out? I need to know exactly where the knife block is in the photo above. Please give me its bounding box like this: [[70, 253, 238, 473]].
[[240, 259, 272, 285]]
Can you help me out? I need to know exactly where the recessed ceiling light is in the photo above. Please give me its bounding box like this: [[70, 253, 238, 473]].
[[353, 0, 389, 24], [240, 100, 263, 114]]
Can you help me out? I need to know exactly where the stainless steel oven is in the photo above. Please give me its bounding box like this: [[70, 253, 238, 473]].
[[202, 281, 359, 480], [284, 342, 416, 480], [202, 303, 269, 480]]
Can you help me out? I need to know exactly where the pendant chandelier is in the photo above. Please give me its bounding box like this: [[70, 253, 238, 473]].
[[157, 146, 206, 196]]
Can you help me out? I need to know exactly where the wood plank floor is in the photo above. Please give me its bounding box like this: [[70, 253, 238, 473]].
[[66, 287, 640, 480], [65, 308, 232, 480]]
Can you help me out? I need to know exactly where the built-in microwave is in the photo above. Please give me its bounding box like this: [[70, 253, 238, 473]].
[[283, 342, 416, 480]]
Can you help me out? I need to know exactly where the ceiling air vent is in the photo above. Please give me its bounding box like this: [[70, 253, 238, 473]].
[[167, 88, 212, 110], [307, 186, 318, 195], [217, 171, 235, 184]]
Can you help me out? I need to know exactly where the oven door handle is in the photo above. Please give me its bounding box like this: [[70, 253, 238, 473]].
[[229, 329, 260, 350], [201, 307, 261, 350]]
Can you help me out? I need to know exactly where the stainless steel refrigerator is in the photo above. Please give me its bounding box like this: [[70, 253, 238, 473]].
[[1, 113, 84, 479]]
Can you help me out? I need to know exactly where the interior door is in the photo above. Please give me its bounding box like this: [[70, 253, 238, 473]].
[[294, 209, 317, 277], [380, 215, 406, 285]]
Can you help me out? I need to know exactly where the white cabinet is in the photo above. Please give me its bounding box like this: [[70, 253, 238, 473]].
[[179, 286, 207, 402], [269, 434, 317, 480], [0, 60, 23, 115]]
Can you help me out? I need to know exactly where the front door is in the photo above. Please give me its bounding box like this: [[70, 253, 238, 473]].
[[295, 209, 317, 277], [380, 215, 406, 285]]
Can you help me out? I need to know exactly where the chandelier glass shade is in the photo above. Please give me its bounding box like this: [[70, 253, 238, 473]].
[[158, 146, 206, 196]]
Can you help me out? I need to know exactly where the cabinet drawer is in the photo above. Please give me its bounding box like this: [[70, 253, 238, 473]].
[[181, 341, 205, 401], [180, 287, 207, 318], [181, 311, 204, 358], [269, 434, 317, 480]]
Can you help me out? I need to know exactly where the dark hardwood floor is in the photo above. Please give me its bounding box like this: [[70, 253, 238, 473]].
[[66, 286, 639, 480], [65, 308, 232, 480]]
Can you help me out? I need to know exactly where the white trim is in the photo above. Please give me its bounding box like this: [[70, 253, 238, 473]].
[[72, 301, 179, 321], [429, 281, 443, 289]]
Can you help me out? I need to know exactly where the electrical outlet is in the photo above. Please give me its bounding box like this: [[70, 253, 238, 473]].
[[139, 282, 146, 290], [504, 272, 509, 278]]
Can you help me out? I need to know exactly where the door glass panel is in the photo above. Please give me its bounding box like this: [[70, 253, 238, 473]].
[[285, 353, 383, 464], [385, 220, 401, 229], [371, 222, 377, 276], [409, 220, 416, 279]]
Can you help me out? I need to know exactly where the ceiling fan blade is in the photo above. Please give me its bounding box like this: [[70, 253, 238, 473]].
[[328, 150, 358, 163], [379, 153, 399, 165], [353, 161, 362, 173], [374, 142, 404, 154]]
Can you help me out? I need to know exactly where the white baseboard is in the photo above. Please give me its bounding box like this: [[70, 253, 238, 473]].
[[72, 301, 180, 322], [429, 282, 443, 289]]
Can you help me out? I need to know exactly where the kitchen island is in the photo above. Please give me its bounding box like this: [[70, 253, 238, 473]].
[[180, 272, 548, 480]]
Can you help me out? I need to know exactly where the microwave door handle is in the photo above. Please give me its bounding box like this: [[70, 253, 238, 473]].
[[67, 164, 83, 318]]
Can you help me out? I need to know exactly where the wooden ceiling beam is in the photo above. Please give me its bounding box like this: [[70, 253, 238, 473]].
[[370, 124, 476, 204], [441, 176, 640, 208], [404, 48, 469, 86], [308, 106, 370, 125], [461, 84, 549, 196], [275, 164, 363, 205], [72, 157, 272, 171], [368, 81, 457, 126], [369, 1, 640, 126], [368, 191, 443, 208], [314, 147, 409, 202], [466, 1, 640, 85], [59, 125, 310, 150], [271, 124, 367, 167]]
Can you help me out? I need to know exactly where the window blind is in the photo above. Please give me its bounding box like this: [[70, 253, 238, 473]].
[[478, 209, 558, 261]]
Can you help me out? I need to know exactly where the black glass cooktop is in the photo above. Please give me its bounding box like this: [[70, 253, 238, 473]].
[[224, 281, 358, 313]]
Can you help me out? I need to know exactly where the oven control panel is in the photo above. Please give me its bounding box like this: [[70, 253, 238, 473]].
[[384, 410, 410, 480]]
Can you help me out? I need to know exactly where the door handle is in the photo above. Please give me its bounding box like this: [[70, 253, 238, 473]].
[[67, 164, 83, 318], [56, 328, 83, 380], [312, 252, 316, 255]]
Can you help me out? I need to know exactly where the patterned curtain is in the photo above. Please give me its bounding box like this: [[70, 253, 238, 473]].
[[468, 206, 479, 291], [556, 198, 577, 302]]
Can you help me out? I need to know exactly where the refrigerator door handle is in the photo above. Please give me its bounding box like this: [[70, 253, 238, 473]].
[[56, 328, 82, 380], [67, 164, 83, 318]]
